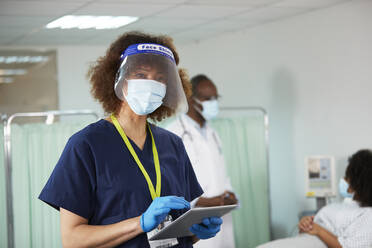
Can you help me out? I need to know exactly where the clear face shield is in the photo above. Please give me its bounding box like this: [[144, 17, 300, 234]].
[[114, 43, 188, 115]]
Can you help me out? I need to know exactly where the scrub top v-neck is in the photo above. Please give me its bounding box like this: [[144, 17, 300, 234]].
[[39, 119, 203, 248]]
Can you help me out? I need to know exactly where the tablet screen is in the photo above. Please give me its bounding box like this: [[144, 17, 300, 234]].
[[149, 204, 238, 241]]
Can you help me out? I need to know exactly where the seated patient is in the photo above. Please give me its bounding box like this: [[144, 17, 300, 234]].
[[258, 149, 372, 248]]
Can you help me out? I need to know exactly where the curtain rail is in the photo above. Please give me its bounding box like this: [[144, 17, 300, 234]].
[[220, 106, 267, 114], [3, 110, 99, 248]]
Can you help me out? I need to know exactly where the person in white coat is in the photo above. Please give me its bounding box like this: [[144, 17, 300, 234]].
[[167, 74, 238, 248]]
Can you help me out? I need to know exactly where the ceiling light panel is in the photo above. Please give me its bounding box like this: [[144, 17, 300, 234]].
[[0, 69, 27, 76], [46, 15, 139, 29], [0, 56, 49, 64], [0, 77, 14, 84]]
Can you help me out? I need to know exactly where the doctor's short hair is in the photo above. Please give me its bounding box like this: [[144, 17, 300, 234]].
[[346, 149, 372, 207], [88, 31, 191, 121], [190, 74, 212, 96]]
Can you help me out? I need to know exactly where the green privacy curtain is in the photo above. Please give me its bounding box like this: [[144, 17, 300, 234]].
[[210, 116, 270, 248], [9, 122, 90, 248], [0, 124, 8, 248], [160, 115, 270, 248]]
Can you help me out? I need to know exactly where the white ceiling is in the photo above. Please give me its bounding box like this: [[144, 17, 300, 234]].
[[0, 0, 351, 46]]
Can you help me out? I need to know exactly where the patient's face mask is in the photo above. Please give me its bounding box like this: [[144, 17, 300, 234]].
[[194, 98, 219, 121], [125, 79, 166, 115], [339, 178, 354, 198]]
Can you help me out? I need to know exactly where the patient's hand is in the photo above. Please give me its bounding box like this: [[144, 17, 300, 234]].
[[305, 223, 321, 236], [298, 216, 314, 233]]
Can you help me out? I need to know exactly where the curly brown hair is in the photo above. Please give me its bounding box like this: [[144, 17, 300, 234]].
[[87, 31, 191, 121], [346, 149, 372, 207]]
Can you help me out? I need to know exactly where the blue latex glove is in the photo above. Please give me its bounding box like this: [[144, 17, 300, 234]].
[[141, 196, 190, 232], [190, 217, 223, 239]]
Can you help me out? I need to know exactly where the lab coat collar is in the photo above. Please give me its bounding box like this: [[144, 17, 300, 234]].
[[182, 114, 208, 139]]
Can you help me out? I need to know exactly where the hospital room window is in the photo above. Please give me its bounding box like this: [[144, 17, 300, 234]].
[[0, 50, 58, 123]]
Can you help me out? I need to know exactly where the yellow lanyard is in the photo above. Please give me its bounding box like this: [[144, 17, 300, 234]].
[[111, 114, 161, 200]]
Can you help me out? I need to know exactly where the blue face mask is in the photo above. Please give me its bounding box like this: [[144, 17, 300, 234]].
[[194, 98, 219, 120], [339, 178, 354, 198], [125, 79, 166, 115]]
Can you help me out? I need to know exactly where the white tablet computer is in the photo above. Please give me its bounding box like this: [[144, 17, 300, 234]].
[[148, 204, 238, 241]]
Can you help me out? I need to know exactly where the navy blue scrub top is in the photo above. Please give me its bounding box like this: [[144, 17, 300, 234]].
[[39, 119, 203, 248]]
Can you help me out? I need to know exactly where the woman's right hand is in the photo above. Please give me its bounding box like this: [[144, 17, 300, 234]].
[[140, 196, 190, 232], [298, 216, 314, 233]]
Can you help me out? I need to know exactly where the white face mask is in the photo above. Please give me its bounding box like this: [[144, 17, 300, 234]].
[[194, 98, 219, 120], [125, 79, 166, 115], [339, 178, 354, 198]]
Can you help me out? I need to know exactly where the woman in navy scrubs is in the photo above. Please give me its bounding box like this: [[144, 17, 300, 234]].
[[39, 31, 222, 248]]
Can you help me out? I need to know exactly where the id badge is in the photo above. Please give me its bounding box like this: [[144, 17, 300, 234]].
[[147, 215, 178, 248]]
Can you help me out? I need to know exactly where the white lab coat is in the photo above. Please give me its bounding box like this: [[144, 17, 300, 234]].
[[167, 115, 235, 248]]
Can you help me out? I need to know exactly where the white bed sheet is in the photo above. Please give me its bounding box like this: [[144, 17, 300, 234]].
[[256, 233, 327, 248]]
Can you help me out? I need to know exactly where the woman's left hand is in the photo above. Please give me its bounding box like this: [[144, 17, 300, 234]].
[[190, 217, 223, 239]]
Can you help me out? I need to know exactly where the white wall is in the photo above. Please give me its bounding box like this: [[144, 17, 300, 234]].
[[57, 46, 106, 117], [176, 0, 372, 239]]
